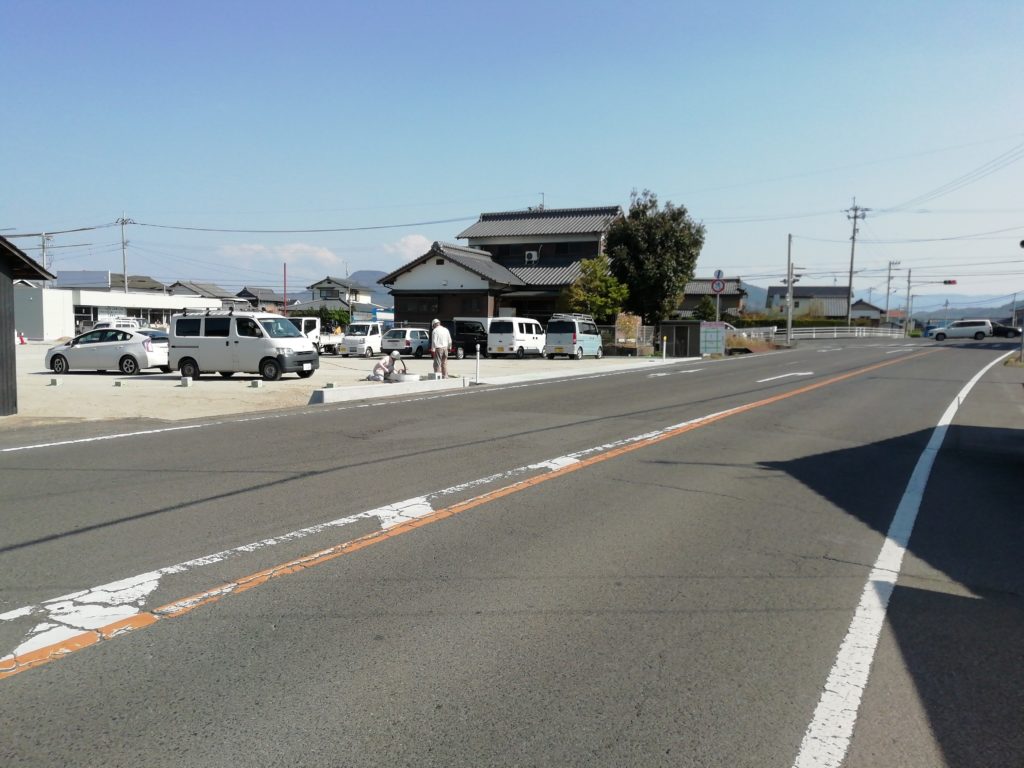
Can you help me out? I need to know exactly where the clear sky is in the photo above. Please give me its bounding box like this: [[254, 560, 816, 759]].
[[5, 0, 1023, 315]]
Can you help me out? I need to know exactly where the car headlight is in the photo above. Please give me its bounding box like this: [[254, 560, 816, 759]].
[[274, 347, 295, 355]]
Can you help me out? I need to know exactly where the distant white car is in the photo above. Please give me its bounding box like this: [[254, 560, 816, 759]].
[[45, 328, 170, 375], [381, 328, 430, 358], [926, 319, 993, 341]]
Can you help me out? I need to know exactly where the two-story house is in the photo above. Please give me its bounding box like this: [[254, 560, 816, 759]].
[[379, 206, 622, 325]]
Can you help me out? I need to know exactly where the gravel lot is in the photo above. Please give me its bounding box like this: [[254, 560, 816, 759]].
[[4, 341, 676, 427]]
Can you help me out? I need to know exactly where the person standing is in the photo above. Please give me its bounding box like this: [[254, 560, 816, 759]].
[[430, 318, 452, 379]]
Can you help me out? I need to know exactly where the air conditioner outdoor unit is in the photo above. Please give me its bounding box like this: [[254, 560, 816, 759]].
[[524, 251, 539, 264]]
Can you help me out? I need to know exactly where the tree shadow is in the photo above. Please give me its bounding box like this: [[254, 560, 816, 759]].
[[763, 425, 1024, 766]]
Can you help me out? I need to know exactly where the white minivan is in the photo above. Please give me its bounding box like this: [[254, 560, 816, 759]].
[[169, 311, 320, 381], [487, 317, 546, 358]]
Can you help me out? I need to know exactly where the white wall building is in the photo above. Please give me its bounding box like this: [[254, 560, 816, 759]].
[[14, 285, 220, 340]]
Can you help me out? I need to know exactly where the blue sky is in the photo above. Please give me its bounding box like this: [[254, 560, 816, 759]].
[[5, 0, 1024, 314]]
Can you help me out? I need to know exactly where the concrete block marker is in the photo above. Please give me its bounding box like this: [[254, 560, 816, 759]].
[[249, 380, 263, 389], [114, 380, 127, 388], [178, 377, 193, 388], [48, 378, 62, 387]]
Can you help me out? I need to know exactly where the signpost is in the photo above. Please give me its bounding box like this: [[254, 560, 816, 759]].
[[711, 275, 725, 321]]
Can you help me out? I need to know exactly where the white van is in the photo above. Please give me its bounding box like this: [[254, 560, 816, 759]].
[[487, 317, 545, 358], [169, 310, 320, 381], [93, 317, 141, 331], [287, 317, 321, 351]]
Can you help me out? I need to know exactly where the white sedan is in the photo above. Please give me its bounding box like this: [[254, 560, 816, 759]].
[[45, 328, 171, 375]]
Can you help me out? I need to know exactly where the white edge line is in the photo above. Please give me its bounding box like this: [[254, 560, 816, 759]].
[[791, 350, 1014, 768]]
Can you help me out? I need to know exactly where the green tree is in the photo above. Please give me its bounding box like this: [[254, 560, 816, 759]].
[[692, 295, 717, 322], [566, 254, 629, 323], [607, 189, 706, 324]]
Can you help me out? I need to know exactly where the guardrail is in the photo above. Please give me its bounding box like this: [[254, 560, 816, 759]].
[[774, 326, 906, 340]]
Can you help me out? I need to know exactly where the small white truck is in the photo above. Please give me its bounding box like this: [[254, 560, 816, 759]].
[[336, 321, 386, 357]]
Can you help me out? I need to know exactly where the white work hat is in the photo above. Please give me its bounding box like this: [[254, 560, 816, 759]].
[[431, 318, 440, 326], [390, 350, 400, 358]]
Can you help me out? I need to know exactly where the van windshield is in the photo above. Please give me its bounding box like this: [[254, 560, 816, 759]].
[[490, 321, 513, 334], [259, 318, 304, 338], [346, 324, 372, 336], [547, 321, 574, 333]]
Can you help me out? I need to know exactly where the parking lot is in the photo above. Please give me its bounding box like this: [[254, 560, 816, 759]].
[[4, 342, 678, 427]]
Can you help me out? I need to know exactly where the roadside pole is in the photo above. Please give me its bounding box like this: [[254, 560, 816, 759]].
[[475, 343, 481, 385]]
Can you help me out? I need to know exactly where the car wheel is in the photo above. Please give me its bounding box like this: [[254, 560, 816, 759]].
[[935, 333, 946, 341], [218, 371, 235, 378], [179, 358, 201, 380], [119, 356, 139, 375], [574, 347, 583, 360], [515, 346, 525, 359], [974, 331, 985, 340], [364, 347, 374, 358], [297, 369, 315, 379], [414, 347, 425, 359], [596, 347, 603, 359], [456, 346, 465, 360], [1008, 330, 1019, 338], [260, 358, 282, 381], [547, 354, 555, 360], [51, 354, 69, 374], [159, 365, 171, 373], [315, 344, 321, 356]]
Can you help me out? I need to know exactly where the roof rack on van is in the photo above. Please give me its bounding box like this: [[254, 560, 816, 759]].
[[178, 308, 240, 317], [549, 312, 595, 322]]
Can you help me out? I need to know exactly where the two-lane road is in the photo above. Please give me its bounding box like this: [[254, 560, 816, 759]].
[[2, 339, 1021, 767]]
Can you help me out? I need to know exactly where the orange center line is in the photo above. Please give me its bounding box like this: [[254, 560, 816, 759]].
[[0, 349, 937, 680]]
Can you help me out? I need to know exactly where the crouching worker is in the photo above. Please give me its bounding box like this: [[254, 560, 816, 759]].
[[366, 350, 406, 382]]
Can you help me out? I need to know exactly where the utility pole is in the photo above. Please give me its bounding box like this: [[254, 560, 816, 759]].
[[904, 268, 912, 338], [116, 214, 134, 293], [885, 259, 900, 325], [845, 198, 869, 327], [785, 233, 801, 346]]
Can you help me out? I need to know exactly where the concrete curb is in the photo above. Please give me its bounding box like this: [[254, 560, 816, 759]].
[[306, 357, 687, 405]]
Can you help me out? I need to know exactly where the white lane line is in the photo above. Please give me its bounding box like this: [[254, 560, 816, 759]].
[[647, 369, 705, 378], [757, 372, 813, 383], [791, 350, 1014, 768]]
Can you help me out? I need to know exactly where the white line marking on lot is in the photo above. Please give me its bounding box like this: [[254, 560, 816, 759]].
[[757, 372, 813, 383], [791, 350, 1014, 768]]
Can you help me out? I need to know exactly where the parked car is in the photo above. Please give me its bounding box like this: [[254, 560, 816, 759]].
[[992, 322, 1022, 338], [487, 317, 545, 358], [926, 319, 993, 341], [381, 327, 430, 357], [93, 318, 141, 331], [340, 321, 387, 357], [45, 328, 170, 375], [441, 318, 491, 359], [168, 310, 319, 381], [544, 313, 603, 359]]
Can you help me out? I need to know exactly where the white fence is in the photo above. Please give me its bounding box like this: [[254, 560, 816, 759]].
[[774, 326, 906, 340]]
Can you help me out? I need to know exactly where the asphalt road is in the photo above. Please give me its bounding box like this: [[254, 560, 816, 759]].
[[1, 339, 1022, 767]]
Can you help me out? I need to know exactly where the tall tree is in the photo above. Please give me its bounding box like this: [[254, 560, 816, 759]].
[[606, 189, 706, 324], [692, 295, 717, 322], [566, 254, 629, 323]]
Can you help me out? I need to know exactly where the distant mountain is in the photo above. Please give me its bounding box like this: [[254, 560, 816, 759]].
[[349, 270, 391, 308], [741, 282, 767, 310]]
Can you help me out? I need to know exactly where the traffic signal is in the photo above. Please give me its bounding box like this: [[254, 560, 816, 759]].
[[942, 280, 957, 285]]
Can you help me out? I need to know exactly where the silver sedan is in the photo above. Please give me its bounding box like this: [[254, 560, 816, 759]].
[[45, 328, 171, 375]]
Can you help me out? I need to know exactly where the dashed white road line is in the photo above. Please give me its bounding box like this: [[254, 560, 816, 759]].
[[757, 372, 813, 383], [791, 350, 1014, 768]]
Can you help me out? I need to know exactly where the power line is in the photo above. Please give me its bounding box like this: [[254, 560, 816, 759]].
[[133, 215, 477, 234]]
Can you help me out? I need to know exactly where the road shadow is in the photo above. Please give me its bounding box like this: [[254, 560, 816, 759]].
[[763, 425, 1024, 766]]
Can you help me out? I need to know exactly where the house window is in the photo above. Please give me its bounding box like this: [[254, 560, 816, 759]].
[[794, 301, 801, 308], [436, 259, 445, 265], [320, 288, 339, 299]]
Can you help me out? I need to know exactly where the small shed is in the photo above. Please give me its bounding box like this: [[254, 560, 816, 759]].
[[1, 236, 56, 416]]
